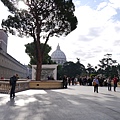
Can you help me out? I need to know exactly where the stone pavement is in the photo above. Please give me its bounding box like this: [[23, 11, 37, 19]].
[[0, 85, 120, 120]]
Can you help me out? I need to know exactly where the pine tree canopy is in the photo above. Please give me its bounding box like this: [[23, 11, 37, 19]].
[[1, 0, 78, 39]]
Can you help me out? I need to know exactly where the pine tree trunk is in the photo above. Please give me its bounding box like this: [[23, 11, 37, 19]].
[[35, 37, 42, 81], [36, 47, 42, 81], [36, 57, 42, 81]]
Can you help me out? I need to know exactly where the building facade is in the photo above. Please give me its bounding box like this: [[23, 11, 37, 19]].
[[0, 29, 7, 53], [51, 44, 66, 65], [0, 29, 28, 79]]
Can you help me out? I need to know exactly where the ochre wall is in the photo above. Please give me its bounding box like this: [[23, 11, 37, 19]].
[[29, 80, 63, 89]]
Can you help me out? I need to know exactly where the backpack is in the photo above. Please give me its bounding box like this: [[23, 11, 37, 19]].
[[10, 77, 14, 85]]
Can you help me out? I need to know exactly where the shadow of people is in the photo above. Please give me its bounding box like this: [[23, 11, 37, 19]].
[[6, 98, 15, 106]]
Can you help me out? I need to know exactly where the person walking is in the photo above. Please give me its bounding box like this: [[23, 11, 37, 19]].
[[107, 77, 112, 91], [93, 76, 99, 93], [63, 75, 67, 89], [10, 74, 19, 98], [113, 75, 118, 92], [71, 77, 74, 85], [68, 77, 71, 86]]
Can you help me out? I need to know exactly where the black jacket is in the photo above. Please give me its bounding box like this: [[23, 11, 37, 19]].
[[10, 76, 17, 86]]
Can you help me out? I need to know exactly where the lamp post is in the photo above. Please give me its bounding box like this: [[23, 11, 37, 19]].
[[117, 64, 120, 81]]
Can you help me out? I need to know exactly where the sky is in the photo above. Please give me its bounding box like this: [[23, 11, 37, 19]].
[[0, 0, 120, 68]]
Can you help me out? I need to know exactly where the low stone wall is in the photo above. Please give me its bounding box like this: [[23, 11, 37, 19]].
[[29, 80, 63, 89], [0, 80, 29, 93], [118, 82, 120, 87], [0, 81, 11, 93], [0, 79, 63, 93], [110, 81, 120, 87]]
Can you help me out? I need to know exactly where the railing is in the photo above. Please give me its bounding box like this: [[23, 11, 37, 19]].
[[0, 80, 29, 94]]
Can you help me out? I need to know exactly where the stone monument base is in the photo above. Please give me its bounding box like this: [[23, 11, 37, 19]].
[[29, 80, 63, 89]]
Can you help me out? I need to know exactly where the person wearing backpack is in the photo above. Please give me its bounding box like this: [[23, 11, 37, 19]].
[[10, 74, 19, 98]]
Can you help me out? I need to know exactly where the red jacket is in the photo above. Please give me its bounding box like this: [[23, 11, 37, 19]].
[[113, 77, 118, 84]]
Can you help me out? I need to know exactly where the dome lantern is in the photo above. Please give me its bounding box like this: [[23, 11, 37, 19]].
[[57, 44, 60, 50]]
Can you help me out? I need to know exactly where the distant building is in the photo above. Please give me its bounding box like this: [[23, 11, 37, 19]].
[[25, 65, 32, 79], [0, 29, 29, 79], [51, 44, 66, 65], [0, 29, 8, 52]]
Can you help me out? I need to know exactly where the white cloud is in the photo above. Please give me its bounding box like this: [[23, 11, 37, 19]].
[[73, 0, 81, 8], [97, 2, 108, 11], [0, 2, 10, 24], [7, 34, 33, 65], [49, 0, 120, 67], [109, 0, 120, 9]]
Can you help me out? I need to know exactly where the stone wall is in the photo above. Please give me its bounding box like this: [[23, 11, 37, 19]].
[[0, 50, 28, 79], [0, 29, 28, 79]]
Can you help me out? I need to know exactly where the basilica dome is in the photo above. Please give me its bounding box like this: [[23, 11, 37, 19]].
[[51, 44, 66, 65]]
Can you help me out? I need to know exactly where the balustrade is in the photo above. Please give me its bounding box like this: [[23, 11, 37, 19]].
[[0, 80, 29, 94], [0, 79, 63, 94]]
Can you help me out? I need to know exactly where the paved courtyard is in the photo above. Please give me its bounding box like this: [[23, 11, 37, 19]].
[[0, 85, 120, 120]]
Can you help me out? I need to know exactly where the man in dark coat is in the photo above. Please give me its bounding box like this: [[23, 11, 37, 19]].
[[63, 75, 67, 89], [10, 74, 18, 98]]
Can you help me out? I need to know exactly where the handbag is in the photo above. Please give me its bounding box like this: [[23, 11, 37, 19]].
[[93, 81, 96, 86]]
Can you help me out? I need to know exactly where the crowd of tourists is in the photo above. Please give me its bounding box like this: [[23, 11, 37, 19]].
[[62, 75, 119, 92]]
